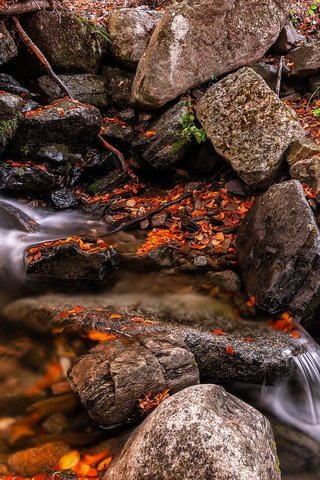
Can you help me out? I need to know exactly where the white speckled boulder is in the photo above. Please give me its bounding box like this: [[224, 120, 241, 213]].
[[131, 0, 291, 109], [196, 67, 304, 187], [106, 384, 281, 480]]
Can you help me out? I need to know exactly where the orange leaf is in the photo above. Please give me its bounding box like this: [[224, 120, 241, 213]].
[[82, 450, 110, 466], [246, 295, 256, 307], [97, 455, 113, 471], [58, 450, 80, 470], [213, 329, 226, 336], [243, 336, 254, 342], [86, 331, 117, 342], [226, 345, 235, 356]]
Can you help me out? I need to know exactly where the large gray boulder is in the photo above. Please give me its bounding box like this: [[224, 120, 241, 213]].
[[286, 41, 320, 78], [0, 21, 18, 65], [0, 92, 24, 154], [108, 6, 162, 70], [131, 0, 291, 109], [106, 384, 281, 480], [271, 22, 305, 54], [13, 99, 101, 157], [35, 74, 107, 108], [237, 180, 320, 328], [196, 68, 304, 187]]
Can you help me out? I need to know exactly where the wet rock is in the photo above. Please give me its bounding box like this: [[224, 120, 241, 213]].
[[251, 62, 278, 91], [131, 0, 291, 109], [0, 200, 38, 232], [15, 11, 106, 78], [0, 162, 56, 193], [68, 334, 199, 426], [14, 99, 101, 157], [36, 74, 107, 108], [308, 73, 320, 93], [208, 270, 241, 293], [290, 156, 320, 188], [196, 68, 304, 187], [0, 92, 24, 154], [81, 149, 117, 180], [107, 384, 280, 480], [103, 67, 135, 105], [26, 237, 119, 285], [237, 180, 320, 328], [35, 144, 70, 165], [271, 22, 305, 54], [0, 74, 30, 96], [88, 170, 127, 195], [286, 41, 320, 78], [8, 442, 70, 477], [50, 188, 78, 209], [286, 136, 320, 166], [108, 6, 162, 70], [132, 98, 192, 170], [0, 21, 18, 65], [102, 118, 134, 145]]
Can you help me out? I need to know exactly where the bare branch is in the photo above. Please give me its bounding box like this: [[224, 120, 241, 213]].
[[0, 0, 56, 16]]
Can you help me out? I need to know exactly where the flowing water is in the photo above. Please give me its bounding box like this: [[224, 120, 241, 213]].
[[0, 196, 320, 478]]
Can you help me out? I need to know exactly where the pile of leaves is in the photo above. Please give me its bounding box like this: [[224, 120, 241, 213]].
[[285, 96, 320, 143]]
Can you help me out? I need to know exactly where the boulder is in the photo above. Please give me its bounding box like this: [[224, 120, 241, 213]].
[[0, 162, 56, 193], [132, 98, 192, 170], [0, 92, 24, 154], [286, 41, 320, 78], [251, 62, 278, 91], [0, 74, 30, 96], [271, 22, 305, 54], [0, 21, 18, 65], [237, 180, 320, 328], [106, 384, 281, 480], [26, 237, 119, 285], [103, 67, 135, 105], [196, 68, 304, 187], [15, 11, 106, 78], [108, 6, 162, 70], [13, 99, 101, 157], [290, 156, 320, 188], [286, 137, 320, 166], [36, 74, 107, 108], [0, 200, 38, 232], [131, 0, 291, 109]]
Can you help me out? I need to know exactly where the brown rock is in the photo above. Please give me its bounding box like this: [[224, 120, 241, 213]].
[[286, 41, 320, 78], [290, 156, 320, 188], [0, 21, 17, 65], [286, 137, 320, 166], [8, 442, 70, 476]]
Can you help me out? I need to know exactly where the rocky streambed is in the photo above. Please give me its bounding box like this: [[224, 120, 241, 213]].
[[0, 0, 320, 479]]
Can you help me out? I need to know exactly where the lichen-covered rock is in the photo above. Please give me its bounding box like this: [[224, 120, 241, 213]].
[[103, 67, 135, 105], [131, 0, 291, 109], [106, 384, 281, 480], [286, 137, 320, 166], [237, 180, 320, 328], [290, 156, 320, 188], [0, 21, 18, 65], [251, 62, 278, 91], [132, 98, 192, 170], [196, 68, 304, 187], [271, 22, 305, 54], [108, 6, 162, 70], [15, 11, 106, 78], [14, 99, 101, 157], [286, 41, 320, 78], [36, 74, 107, 107], [0, 92, 24, 154]]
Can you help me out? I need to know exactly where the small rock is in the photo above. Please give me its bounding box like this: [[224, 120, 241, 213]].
[[132, 98, 192, 170], [35, 144, 70, 165], [8, 442, 70, 477], [103, 67, 135, 105], [290, 156, 320, 188], [0, 162, 56, 193], [225, 179, 247, 196], [286, 41, 320, 78], [193, 255, 208, 267], [102, 118, 134, 145], [107, 384, 281, 480], [286, 137, 320, 166], [0, 92, 24, 153], [271, 22, 305, 54], [208, 270, 241, 293], [50, 188, 78, 209], [0, 21, 18, 65], [36, 74, 107, 108], [117, 108, 136, 124], [14, 99, 102, 157], [196, 67, 304, 187], [0, 200, 38, 232], [42, 413, 70, 435], [237, 180, 320, 328], [88, 170, 127, 196], [108, 6, 162, 69], [0, 74, 30, 96]]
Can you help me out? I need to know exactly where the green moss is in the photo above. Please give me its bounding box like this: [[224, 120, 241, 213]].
[[272, 440, 281, 474], [0, 115, 20, 152], [171, 138, 187, 154]]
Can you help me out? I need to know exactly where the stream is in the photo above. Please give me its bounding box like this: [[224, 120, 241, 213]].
[[0, 196, 319, 479]]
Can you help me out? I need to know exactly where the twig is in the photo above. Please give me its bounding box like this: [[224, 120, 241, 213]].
[[105, 165, 226, 236], [0, 0, 56, 16], [12, 15, 127, 173], [276, 56, 284, 97], [12, 15, 73, 98]]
